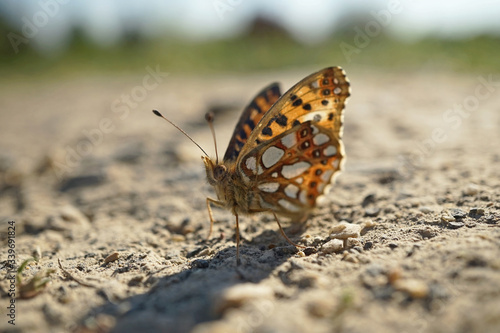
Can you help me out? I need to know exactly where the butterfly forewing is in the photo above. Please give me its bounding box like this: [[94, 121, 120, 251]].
[[238, 67, 350, 158], [223, 83, 281, 162]]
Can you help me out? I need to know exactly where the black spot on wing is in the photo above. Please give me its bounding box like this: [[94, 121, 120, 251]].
[[300, 141, 311, 150], [245, 118, 256, 131], [262, 127, 273, 136], [249, 101, 262, 114], [276, 114, 288, 127], [267, 85, 281, 102], [238, 129, 247, 140]]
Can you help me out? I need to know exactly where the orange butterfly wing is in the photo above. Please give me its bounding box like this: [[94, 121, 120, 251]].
[[235, 67, 351, 216], [223, 83, 281, 162]]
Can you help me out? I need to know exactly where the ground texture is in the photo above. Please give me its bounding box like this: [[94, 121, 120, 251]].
[[1, 68, 499, 333]]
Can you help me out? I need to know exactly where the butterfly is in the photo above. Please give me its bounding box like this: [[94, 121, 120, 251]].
[[154, 67, 350, 264]]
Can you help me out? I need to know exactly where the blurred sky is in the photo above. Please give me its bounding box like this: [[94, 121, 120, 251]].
[[1, 0, 500, 54]]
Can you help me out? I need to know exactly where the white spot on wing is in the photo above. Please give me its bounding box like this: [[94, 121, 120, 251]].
[[311, 81, 319, 88], [301, 111, 326, 123], [299, 191, 308, 204], [262, 146, 285, 169], [334, 87, 342, 95], [272, 172, 278, 178], [332, 159, 340, 169], [313, 133, 330, 146], [284, 184, 299, 198], [281, 132, 296, 149], [278, 199, 301, 212], [321, 169, 334, 182], [311, 125, 319, 134], [258, 182, 280, 193], [245, 156, 256, 173], [324, 145, 337, 157], [282, 162, 311, 179], [296, 177, 304, 184]]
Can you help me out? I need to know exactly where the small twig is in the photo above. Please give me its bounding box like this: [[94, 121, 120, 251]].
[[57, 258, 96, 288]]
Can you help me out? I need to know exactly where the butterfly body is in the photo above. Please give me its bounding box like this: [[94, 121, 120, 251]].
[[203, 67, 350, 258], [203, 157, 250, 215]]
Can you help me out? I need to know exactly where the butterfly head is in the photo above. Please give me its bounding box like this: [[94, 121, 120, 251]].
[[202, 156, 228, 186], [202, 156, 232, 205]]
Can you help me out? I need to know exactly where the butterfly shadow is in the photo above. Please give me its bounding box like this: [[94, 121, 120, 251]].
[[77, 229, 303, 332]]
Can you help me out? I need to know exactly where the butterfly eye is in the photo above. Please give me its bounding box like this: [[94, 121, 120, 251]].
[[213, 165, 227, 181]]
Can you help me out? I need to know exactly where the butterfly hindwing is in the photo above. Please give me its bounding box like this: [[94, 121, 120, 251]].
[[238, 121, 343, 215], [223, 83, 281, 162]]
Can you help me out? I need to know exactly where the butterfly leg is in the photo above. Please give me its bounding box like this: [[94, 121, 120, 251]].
[[235, 212, 241, 266], [206, 197, 223, 240], [271, 211, 305, 249]]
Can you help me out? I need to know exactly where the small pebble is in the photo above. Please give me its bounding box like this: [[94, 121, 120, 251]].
[[198, 248, 211, 257], [463, 183, 479, 196], [321, 239, 344, 254], [440, 211, 456, 222], [448, 221, 465, 229], [363, 241, 374, 250], [303, 247, 317, 256], [362, 219, 378, 229], [330, 222, 361, 240], [364, 207, 380, 217], [394, 279, 429, 299], [450, 208, 467, 219], [388, 243, 398, 250], [469, 207, 485, 216], [104, 252, 119, 264]]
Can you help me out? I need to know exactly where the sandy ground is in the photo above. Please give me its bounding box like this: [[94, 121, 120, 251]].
[[0, 68, 499, 333]]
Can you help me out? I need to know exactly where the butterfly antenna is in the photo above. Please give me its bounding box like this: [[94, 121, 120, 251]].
[[152, 110, 209, 158], [205, 112, 219, 164]]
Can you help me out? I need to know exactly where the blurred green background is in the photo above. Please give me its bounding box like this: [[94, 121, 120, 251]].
[[1, 0, 499, 80]]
